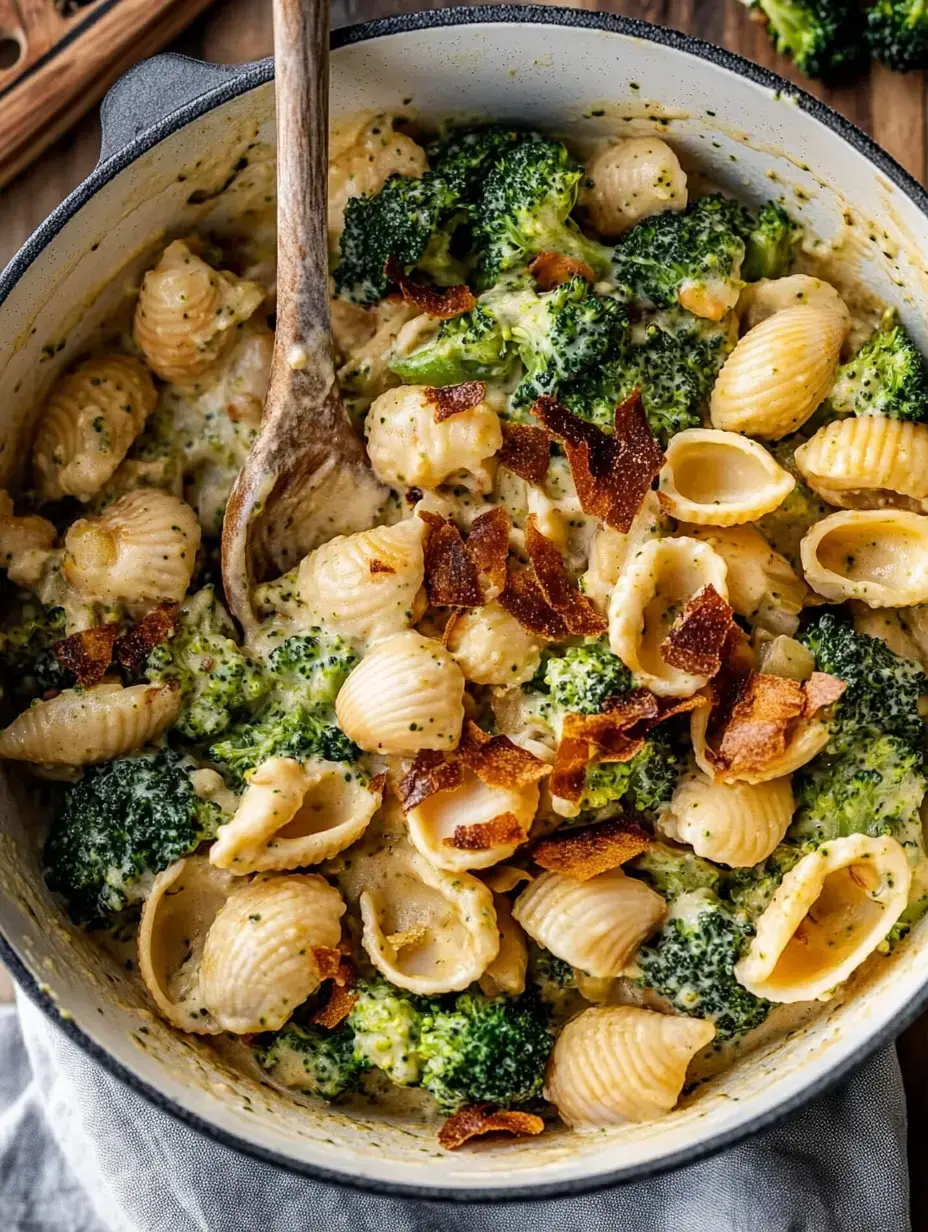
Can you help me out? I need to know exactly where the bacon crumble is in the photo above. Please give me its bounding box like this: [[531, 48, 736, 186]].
[[446, 812, 526, 851], [114, 603, 178, 671], [659, 584, 736, 677], [458, 721, 551, 789], [464, 507, 511, 596], [52, 624, 118, 686], [803, 670, 847, 716], [311, 956, 358, 1029], [523, 517, 607, 637], [498, 568, 570, 640], [438, 1105, 545, 1150], [497, 423, 552, 486], [385, 257, 476, 320], [529, 250, 596, 291], [398, 749, 464, 812], [533, 818, 650, 880], [369, 558, 395, 575], [425, 380, 488, 423], [420, 511, 482, 608]]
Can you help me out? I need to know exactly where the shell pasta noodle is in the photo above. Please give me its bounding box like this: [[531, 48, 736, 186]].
[[6, 113, 928, 1148]]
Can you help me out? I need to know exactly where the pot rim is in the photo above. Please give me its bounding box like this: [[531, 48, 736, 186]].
[[3, 4, 927, 1202]]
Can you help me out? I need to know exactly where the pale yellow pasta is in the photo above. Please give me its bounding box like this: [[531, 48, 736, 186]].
[[296, 517, 427, 645], [335, 630, 465, 753], [62, 489, 200, 605], [544, 1006, 716, 1128], [32, 355, 157, 502], [800, 509, 928, 607], [445, 600, 542, 686], [795, 416, 928, 511], [851, 605, 924, 665], [479, 893, 529, 998], [738, 274, 849, 331], [365, 385, 502, 492], [138, 856, 238, 1034], [608, 536, 729, 697], [690, 701, 830, 785], [327, 115, 427, 250], [658, 429, 795, 526], [210, 757, 382, 873], [133, 239, 265, 384], [512, 869, 666, 979], [685, 524, 810, 636], [581, 491, 667, 610], [658, 771, 794, 867], [337, 300, 419, 412], [579, 138, 687, 236], [0, 490, 56, 587], [199, 873, 345, 1033], [0, 682, 180, 766], [406, 769, 539, 871], [735, 834, 911, 1002], [710, 305, 848, 439]]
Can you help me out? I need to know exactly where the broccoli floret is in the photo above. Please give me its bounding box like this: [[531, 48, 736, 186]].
[[629, 840, 723, 902], [417, 992, 553, 1114], [44, 748, 220, 925], [472, 135, 610, 288], [742, 201, 800, 282], [830, 320, 928, 422], [0, 596, 73, 702], [543, 639, 632, 715], [388, 304, 514, 387], [255, 1023, 367, 1100], [866, 0, 928, 70], [726, 843, 806, 919], [637, 889, 772, 1041], [208, 631, 359, 784], [426, 125, 524, 195], [579, 733, 682, 816], [347, 978, 425, 1086], [750, 0, 867, 81], [335, 171, 461, 305], [143, 587, 268, 741]]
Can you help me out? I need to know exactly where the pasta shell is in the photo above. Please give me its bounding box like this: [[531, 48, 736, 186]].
[[512, 869, 666, 979], [365, 385, 502, 492], [581, 491, 668, 610], [133, 239, 265, 385], [735, 833, 911, 1002], [684, 525, 810, 636], [795, 417, 928, 512], [710, 305, 848, 439], [0, 682, 180, 766], [479, 893, 529, 998], [199, 873, 345, 1033], [738, 275, 849, 331], [658, 429, 795, 526], [335, 630, 465, 754], [0, 490, 56, 584], [446, 600, 542, 686], [800, 509, 928, 607], [297, 517, 426, 645], [328, 117, 427, 248], [545, 1005, 715, 1127], [690, 701, 829, 785], [406, 769, 539, 872], [580, 137, 687, 236], [62, 488, 200, 605], [138, 856, 238, 1034], [210, 757, 382, 873], [33, 355, 157, 502], [608, 536, 729, 697], [658, 771, 794, 868]]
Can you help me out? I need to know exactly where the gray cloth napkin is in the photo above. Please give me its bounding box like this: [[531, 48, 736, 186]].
[[0, 991, 911, 1232]]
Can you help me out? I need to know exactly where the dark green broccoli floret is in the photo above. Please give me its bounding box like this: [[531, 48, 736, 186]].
[[726, 843, 806, 919], [472, 136, 610, 288], [580, 732, 682, 816], [750, 0, 867, 81], [543, 639, 632, 714], [417, 992, 553, 1114], [742, 201, 800, 282], [829, 320, 928, 422], [347, 977, 426, 1086], [255, 1023, 367, 1100], [0, 595, 73, 702], [143, 587, 268, 741], [866, 0, 928, 71], [426, 125, 524, 195], [637, 889, 772, 1041], [44, 748, 220, 925], [628, 840, 723, 901], [388, 304, 515, 387]]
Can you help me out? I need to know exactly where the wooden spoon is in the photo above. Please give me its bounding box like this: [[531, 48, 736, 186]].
[[222, 0, 387, 638]]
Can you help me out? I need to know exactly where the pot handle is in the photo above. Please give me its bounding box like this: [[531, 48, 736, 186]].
[[98, 53, 260, 164]]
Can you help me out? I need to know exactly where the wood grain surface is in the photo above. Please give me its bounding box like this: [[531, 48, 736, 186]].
[[0, 0, 926, 1219]]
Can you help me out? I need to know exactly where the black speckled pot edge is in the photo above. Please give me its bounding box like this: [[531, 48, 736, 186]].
[[3, 4, 928, 1203]]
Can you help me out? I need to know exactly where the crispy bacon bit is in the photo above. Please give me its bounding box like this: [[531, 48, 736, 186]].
[[439, 1105, 545, 1151], [498, 568, 569, 640], [420, 511, 482, 608], [398, 749, 463, 812], [524, 517, 607, 637], [425, 380, 488, 423], [803, 671, 847, 717], [465, 507, 511, 596], [52, 624, 118, 686], [533, 818, 650, 881], [312, 956, 358, 1028], [715, 673, 805, 775], [114, 603, 178, 671], [369, 558, 395, 575], [458, 721, 551, 789], [311, 947, 343, 982], [441, 610, 461, 648], [533, 391, 664, 533], [446, 812, 526, 851], [367, 773, 387, 797], [529, 250, 595, 291], [497, 422, 551, 486], [659, 585, 736, 677], [385, 257, 476, 320]]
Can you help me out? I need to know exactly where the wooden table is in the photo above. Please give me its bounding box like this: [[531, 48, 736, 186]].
[[1, 0, 926, 1219]]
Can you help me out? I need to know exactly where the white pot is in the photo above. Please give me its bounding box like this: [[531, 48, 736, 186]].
[[2, 6, 927, 1200]]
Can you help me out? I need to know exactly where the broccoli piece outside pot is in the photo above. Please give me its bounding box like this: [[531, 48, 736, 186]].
[[829, 319, 928, 422], [866, 0, 928, 70], [749, 0, 868, 82]]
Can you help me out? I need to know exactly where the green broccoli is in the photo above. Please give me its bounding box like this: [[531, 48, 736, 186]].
[[0, 595, 73, 703], [143, 587, 268, 741], [637, 889, 772, 1041], [347, 978, 425, 1086], [866, 0, 928, 71], [579, 732, 682, 816], [417, 991, 553, 1114], [628, 840, 723, 901], [726, 843, 806, 919], [255, 1023, 367, 1100], [748, 0, 868, 82], [426, 124, 524, 195], [829, 319, 928, 422], [742, 201, 800, 282], [542, 639, 632, 715], [756, 475, 830, 572], [388, 303, 515, 387], [44, 748, 221, 925]]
